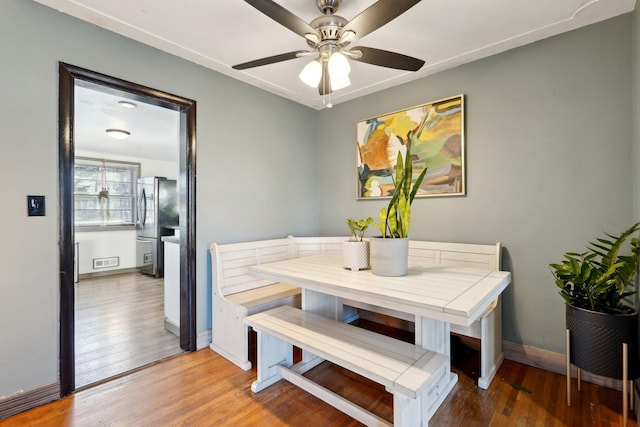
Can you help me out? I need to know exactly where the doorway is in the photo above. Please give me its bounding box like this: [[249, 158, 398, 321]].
[[58, 63, 197, 396]]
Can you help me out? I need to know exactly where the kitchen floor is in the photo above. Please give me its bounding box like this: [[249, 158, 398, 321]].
[[74, 272, 182, 388]]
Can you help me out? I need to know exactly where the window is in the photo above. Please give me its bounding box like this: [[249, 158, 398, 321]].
[[74, 157, 140, 228]]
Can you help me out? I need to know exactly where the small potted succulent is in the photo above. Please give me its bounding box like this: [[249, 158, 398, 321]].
[[344, 217, 373, 271]]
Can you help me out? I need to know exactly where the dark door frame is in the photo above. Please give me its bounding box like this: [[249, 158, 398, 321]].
[[58, 63, 197, 396]]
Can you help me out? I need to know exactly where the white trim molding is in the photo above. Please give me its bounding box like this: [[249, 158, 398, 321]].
[[197, 329, 212, 350], [0, 382, 60, 420], [504, 340, 627, 391]]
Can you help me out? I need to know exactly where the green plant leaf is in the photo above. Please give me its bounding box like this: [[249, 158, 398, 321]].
[[551, 222, 640, 314], [373, 151, 428, 239], [510, 383, 532, 393]]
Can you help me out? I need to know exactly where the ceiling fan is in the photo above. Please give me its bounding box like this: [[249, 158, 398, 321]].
[[233, 0, 425, 97]]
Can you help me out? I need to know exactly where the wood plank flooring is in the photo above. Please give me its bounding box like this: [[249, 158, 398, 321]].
[[75, 272, 182, 387], [4, 327, 636, 426]]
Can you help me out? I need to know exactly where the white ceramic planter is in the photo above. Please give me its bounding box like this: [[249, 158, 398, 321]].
[[369, 237, 409, 277], [343, 240, 370, 271]]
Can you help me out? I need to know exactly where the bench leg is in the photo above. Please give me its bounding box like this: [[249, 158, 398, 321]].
[[251, 331, 293, 393], [417, 316, 458, 419], [394, 392, 423, 426], [392, 364, 457, 426]]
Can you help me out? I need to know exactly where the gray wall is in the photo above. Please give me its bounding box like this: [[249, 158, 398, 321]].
[[317, 15, 634, 354], [0, 0, 318, 397]]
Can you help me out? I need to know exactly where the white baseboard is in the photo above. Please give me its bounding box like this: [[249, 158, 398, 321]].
[[197, 329, 212, 350], [0, 382, 60, 420], [77, 267, 139, 281], [504, 340, 626, 391]]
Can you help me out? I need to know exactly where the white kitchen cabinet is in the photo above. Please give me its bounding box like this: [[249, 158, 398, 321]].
[[162, 237, 180, 336]]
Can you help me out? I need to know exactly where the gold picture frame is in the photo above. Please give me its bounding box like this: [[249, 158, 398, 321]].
[[356, 94, 465, 199]]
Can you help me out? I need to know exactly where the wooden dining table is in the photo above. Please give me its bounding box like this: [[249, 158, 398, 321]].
[[250, 252, 512, 402]]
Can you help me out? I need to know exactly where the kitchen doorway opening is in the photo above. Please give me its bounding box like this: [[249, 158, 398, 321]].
[[58, 63, 196, 396]]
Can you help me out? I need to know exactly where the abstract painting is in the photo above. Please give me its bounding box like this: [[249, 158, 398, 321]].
[[356, 94, 465, 199]]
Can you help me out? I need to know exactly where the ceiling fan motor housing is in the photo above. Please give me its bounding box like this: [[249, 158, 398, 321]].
[[310, 15, 348, 45]]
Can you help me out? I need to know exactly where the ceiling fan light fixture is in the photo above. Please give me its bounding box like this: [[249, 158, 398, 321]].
[[328, 51, 350, 79], [299, 59, 322, 88], [304, 33, 320, 45], [237, 0, 426, 103], [105, 129, 131, 140], [337, 30, 356, 45]]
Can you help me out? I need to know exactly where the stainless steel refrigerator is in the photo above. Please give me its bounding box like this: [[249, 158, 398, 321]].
[[136, 176, 179, 277]]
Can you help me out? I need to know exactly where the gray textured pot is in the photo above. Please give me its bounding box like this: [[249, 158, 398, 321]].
[[369, 237, 409, 277], [343, 240, 370, 271], [566, 304, 639, 380]]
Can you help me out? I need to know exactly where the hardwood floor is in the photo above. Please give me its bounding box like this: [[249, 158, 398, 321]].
[[75, 272, 182, 388], [4, 336, 636, 426]]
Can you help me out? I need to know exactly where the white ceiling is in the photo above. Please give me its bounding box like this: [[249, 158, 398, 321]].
[[35, 0, 635, 110], [74, 83, 179, 162]]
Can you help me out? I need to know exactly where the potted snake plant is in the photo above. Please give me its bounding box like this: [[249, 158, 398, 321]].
[[370, 151, 427, 276], [550, 222, 640, 381], [343, 217, 373, 271]]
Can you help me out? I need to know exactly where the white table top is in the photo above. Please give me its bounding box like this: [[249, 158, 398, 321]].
[[251, 253, 511, 326]]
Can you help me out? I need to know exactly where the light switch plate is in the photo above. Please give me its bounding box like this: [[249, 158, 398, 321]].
[[27, 195, 45, 216]]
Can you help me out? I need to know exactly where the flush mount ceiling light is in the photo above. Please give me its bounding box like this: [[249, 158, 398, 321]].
[[118, 100, 137, 108], [232, 0, 425, 107], [105, 129, 131, 140]]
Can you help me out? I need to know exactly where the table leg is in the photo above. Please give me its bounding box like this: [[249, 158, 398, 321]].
[[303, 289, 341, 320], [418, 316, 451, 357], [295, 289, 341, 374], [417, 316, 457, 414]]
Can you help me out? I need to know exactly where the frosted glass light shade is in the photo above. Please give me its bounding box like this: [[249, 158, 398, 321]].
[[118, 100, 137, 109], [105, 129, 130, 140], [328, 52, 350, 78], [299, 60, 322, 87]]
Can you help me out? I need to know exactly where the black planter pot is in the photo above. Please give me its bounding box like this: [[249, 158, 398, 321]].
[[566, 304, 639, 380]]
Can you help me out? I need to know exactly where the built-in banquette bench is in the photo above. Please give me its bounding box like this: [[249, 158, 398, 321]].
[[209, 236, 346, 370], [246, 305, 449, 427], [210, 236, 502, 388]]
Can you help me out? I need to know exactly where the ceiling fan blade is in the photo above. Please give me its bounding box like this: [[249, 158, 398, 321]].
[[245, 0, 318, 38], [232, 51, 307, 70], [352, 46, 425, 71], [318, 62, 332, 96], [341, 0, 421, 40]]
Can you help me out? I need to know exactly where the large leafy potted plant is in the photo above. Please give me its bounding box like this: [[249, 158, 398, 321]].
[[370, 152, 427, 276], [343, 217, 373, 271], [550, 222, 640, 381]]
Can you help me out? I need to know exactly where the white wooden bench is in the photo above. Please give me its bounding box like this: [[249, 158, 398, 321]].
[[343, 240, 503, 389], [289, 235, 346, 258], [246, 305, 450, 427], [209, 238, 301, 370]]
